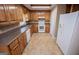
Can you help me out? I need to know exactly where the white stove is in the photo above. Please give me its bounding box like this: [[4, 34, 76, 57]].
[[38, 18, 45, 32]]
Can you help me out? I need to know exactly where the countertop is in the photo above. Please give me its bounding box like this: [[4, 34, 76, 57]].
[[0, 24, 32, 46], [28, 21, 50, 24]]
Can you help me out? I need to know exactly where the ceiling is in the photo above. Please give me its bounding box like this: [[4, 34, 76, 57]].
[[24, 4, 56, 11]]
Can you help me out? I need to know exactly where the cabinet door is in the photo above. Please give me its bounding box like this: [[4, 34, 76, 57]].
[[11, 44, 21, 55], [3, 5, 23, 22], [27, 11, 30, 21], [33, 24, 38, 33], [16, 5, 23, 21], [22, 7, 30, 21], [4, 4, 11, 21], [45, 13, 50, 22], [22, 32, 27, 48], [31, 13, 38, 21], [45, 23, 50, 33], [18, 32, 27, 53], [27, 25, 37, 35], [0, 5, 6, 22], [8, 38, 21, 55], [9, 39, 19, 50], [8, 5, 17, 21], [36, 24, 38, 32]]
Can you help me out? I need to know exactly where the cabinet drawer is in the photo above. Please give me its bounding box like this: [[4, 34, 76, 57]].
[[11, 44, 21, 55], [9, 39, 18, 50]]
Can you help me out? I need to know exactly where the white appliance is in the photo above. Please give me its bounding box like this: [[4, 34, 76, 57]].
[[26, 29, 31, 43], [57, 11, 79, 55], [38, 18, 45, 32]]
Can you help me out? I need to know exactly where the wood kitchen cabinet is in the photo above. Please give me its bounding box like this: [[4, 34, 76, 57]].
[[27, 11, 31, 21], [7, 32, 27, 55], [0, 5, 7, 22], [66, 4, 79, 13], [0, 32, 27, 55], [45, 23, 50, 33], [18, 32, 27, 53], [30, 11, 50, 22], [22, 6, 31, 21], [5, 5, 23, 21], [4, 4, 16, 21], [0, 4, 23, 22], [44, 13, 50, 22], [30, 13, 39, 21], [31, 23, 50, 33], [8, 38, 21, 55], [10, 44, 21, 55], [33, 23, 38, 33], [16, 5, 23, 21], [30, 24, 38, 33]]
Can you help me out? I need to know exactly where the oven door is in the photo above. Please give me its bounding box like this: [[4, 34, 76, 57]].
[[38, 25, 45, 32]]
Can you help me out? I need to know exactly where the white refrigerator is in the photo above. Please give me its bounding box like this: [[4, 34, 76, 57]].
[[57, 11, 79, 55]]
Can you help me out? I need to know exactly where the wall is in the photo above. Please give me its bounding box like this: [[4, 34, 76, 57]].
[[50, 5, 66, 38], [50, 6, 57, 38], [55, 4, 66, 37]]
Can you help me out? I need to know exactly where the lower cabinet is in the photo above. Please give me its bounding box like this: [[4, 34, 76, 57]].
[[33, 24, 38, 33], [45, 23, 50, 33], [30, 23, 50, 33], [8, 32, 27, 55], [10, 44, 21, 55], [18, 32, 27, 53]]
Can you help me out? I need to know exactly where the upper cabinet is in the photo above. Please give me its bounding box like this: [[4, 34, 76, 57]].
[[16, 5, 23, 21], [22, 6, 30, 21], [44, 12, 50, 22], [4, 4, 16, 21], [66, 4, 79, 13], [0, 5, 6, 22], [70, 4, 79, 12], [0, 4, 24, 22], [30, 12, 39, 21], [30, 11, 50, 22]]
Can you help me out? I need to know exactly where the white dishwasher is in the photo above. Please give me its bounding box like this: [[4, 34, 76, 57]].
[[26, 29, 31, 43]]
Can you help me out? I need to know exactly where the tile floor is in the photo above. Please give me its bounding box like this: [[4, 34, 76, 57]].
[[22, 33, 62, 55]]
